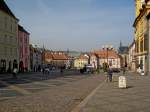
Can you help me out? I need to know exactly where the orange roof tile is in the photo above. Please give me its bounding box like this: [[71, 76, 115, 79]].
[[93, 50, 119, 59], [76, 55, 89, 60]]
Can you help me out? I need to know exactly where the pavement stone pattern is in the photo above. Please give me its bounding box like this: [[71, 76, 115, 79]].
[[80, 72, 150, 112], [0, 70, 105, 112]]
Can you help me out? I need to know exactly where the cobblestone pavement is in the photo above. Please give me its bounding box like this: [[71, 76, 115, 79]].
[[78, 72, 150, 112], [0, 70, 105, 112]]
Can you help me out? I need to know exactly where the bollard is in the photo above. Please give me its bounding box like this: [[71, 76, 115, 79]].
[[118, 76, 126, 88]]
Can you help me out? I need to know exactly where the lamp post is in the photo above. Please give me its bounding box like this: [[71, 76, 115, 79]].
[[103, 45, 113, 68]]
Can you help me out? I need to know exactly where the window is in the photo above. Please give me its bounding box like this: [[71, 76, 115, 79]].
[[4, 16, 8, 29], [135, 40, 139, 53], [140, 40, 144, 52], [10, 48, 12, 56], [4, 47, 7, 56], [144, 35, 148, 51], [4, 35, 7, 43]]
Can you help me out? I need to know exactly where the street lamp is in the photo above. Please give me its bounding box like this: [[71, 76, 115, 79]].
[[103, 45, 113, 67]]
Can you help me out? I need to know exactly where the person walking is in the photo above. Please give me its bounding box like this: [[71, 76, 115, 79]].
[[123, 66, 126, 74], [108, 67, 113, 82], [12, 60, 18, 78]]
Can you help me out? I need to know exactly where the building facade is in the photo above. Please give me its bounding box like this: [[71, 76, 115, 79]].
[[74, 55, 89, 69], [30, 45, 43, 72], [18, 25, 30, 72], [94, 49, 121, 69], [0, 0, 19, 73], [88, 53, 98, 69], [128, 41, 136, 72], [43, 51, 68, 69], [118, 42, 129, 68], [133, 0, 150, 74]]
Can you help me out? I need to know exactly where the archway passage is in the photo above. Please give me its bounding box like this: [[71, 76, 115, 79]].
[[19, 61, 24, 72], [8, 61, 12, 73], [13, 60, 18, 69], [0, 59, 6, 73]]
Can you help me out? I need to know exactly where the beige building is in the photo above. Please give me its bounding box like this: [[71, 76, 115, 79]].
[[128, 41, 136, 72], [74, 55, 89, 69], [133, 0, 150, 74], [88, 53, 98, 69], [0, 0, 19, 72]]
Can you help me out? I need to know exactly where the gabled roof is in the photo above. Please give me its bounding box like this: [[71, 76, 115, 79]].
[[45, 51, 68, 60], [52, 53, 68, 60], [93, 50, 120, 59], [18, 25, 30, 34], [76, 55, 89, 60], [0, 0, 17, 19]]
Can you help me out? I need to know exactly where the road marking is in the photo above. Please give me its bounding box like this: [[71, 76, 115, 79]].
[[71, 79, 106, 112], [0, 80, 31, 95]]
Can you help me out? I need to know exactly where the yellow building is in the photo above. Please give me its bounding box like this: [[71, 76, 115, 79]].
[[74, 55, 89, 69], [133, 0, 150, 74], [0, 0, 19, 72]]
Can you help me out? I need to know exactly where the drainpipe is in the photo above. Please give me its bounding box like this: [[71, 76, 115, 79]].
[[146, 13, 150, 75]]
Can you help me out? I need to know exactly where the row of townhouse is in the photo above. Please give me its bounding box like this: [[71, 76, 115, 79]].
[[74, 49, 121, 70], [0, 0, 30, 73]]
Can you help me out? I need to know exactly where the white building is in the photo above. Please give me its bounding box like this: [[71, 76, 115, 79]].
[[94, 50, 121, 69], [128, 41, 136, 72]]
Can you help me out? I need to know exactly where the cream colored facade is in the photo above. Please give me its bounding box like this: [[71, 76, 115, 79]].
[[134, 0, 150, 74], [128, 42, 136, 71], [99, 58, 121, 69], [0, 10, 19, 72], [74, 58, 88, 69]]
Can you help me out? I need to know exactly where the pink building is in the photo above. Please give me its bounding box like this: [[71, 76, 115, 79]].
[[18, 25, 30, 72]]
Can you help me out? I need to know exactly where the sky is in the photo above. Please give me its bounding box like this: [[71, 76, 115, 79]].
[[5, 0, 135, 51]]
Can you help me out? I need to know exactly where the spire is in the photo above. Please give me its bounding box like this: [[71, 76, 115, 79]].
[[120, 41, 122, 47]]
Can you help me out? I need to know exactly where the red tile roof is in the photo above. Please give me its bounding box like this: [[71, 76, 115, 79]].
[[76, 55, 89, 60], [44, 52, 68, 60], [93, 50, 119, 59]]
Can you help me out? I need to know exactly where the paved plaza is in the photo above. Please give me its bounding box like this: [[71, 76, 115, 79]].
[[75, 72, 150, 112], [0, 70, 105, 112], [0, 70, 150, 112]]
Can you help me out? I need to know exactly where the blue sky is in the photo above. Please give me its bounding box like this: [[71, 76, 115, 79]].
[[5, 0, 135, 51]]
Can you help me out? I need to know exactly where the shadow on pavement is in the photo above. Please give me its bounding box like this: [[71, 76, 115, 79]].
[[0, 69, 91, 88]]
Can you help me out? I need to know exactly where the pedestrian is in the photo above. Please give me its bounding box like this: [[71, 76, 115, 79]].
[[123, 66, 126, 74], [12, 68, 18, 78], [60, 67, 63, 74], [108, 67, 113, 82], [12, 60, 18, 78], [42, 67, 45, 74]]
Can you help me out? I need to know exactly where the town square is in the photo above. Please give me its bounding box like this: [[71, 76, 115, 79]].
[[0, 0, 150, 112]]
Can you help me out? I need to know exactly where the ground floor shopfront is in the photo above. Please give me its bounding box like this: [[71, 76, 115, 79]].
[[0, 58, 18, 73], [135, 53, 149, 75]]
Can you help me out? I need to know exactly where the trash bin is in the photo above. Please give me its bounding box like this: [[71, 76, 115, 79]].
[[119, 76, 126, 88]]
